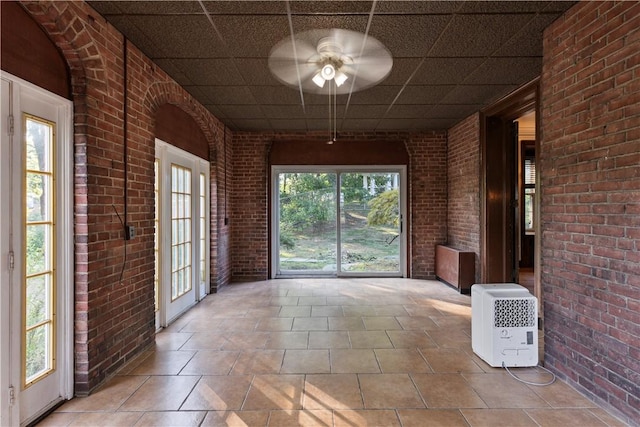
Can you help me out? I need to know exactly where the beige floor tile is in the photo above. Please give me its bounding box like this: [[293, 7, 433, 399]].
[[362, 316, 402, 330], [463, 372, 549, 408], [420, 348, 484, 373], [311, 305, 343, 317], [330, 349, 380, 373], [387, 330, 437, 348], [242, 374, 305, 410], [522, 373, 596, 407], [426, 329, 472, 349], [127, 350, 195, 375], [342, 306, 377, 317], [67, 412, 142, 426], [231, 350, 285, 374], [246, 306, 282, 318], [587, 408, 629, 427], [298, 296, 327, 306], [328, 317, 365, 331], [119, 376, 200, 411], [304, 374, 364, 410], [359, 373, 424, 409], [403, 305, 444, 317], [524, 408, 609, 426], [397, 409, 468, 427], [56, 375, 148, 412], [181, 333, 228, 350], [218, 318, 259, 331], [349, 331, 393, 348], [308, 331, 350, 349], [326, 296, 357, 306], [256, 317, 294, 331], [279, 305, 311, 317], [154, 332, 193, 350], [35, 412, 79, 426], [333, 409, 401, 426], [396, 316, 440, 330], [181, 375, 253, 410], [133, 411, 205, 426], [292, 317, 328, 331], [267, 409, 333, 426], [460, 408, 538, 426], [221, 332, 269, 350], [265, 332, 309, 349], [200, 410, 270, 427], [372, 305, 409, 316], [180, 350, 239, 375], [374, 349, 432, 374], [412, 373, 487, 408], [270, 296, 300, 306], [281, 349, 330, 374]]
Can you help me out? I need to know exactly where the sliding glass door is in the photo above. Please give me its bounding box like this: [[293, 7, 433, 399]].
[[273, 167, 405, 277]]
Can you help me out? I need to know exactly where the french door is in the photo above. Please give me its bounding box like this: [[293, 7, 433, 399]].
[[1, 73, 73, 426], [155, 140, 209, 328], [272, 166, 406, 278]]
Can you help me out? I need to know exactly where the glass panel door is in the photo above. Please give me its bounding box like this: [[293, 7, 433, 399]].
[[274, 168, 405, 278], [277, 172, 337, 274], [339, 172, 401, 274]]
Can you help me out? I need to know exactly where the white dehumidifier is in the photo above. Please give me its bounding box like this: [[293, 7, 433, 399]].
[[471, 284, 538, 367]]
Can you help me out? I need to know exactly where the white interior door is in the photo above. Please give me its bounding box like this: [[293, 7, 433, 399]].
[[1, 73, 73, 426], [155, 140, 209, 327]]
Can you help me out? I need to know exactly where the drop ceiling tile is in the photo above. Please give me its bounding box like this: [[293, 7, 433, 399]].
[[428, 14, 536, 57], [376, 118, 449, 131], [117, 15, 224, 58], [211, 15, 291, 58], [262, 105, 307, 120], [169, 58, 247, 86], [235, 59, 277, 86], [465, 57, 542, 85], [90, 1, 202, 15], [249, 86, 302, 105], [440, 84, 518, 105], [203, 104, 227, 119], [182, 85, 213, 104], [269, 119, 309, 131], [375, 1, 464, 14], [304, 93, 350, 106], [384, 104, 435, 119], [228, 119, 272, 131], [381, 58, 424, 86], [153, 59, 193, 86], [289, 1, 374, 14], [493, 13, 561, 57], [290, 15, 370, 34], [198, 86, 257, 104], [305, 104, 347, 119], [457, 1, 553, 14], [341, 118, 382, 131], [217, 105, 265, 119], [424, 105, 485, 119], [344, 105, 388, 119], [409, 58, 486, 85], [395, 86, 456, 105], [201, 1, 287, 15], [370, 14, 452, 57], [542, 1, 578, 13], [348, 86, 402, 105]]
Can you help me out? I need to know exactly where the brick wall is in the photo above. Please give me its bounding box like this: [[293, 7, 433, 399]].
[[541, 1, 640, 423], [20, 0, 227, 394], [230, 131, 447, 281], [446, 113, 481, 282]]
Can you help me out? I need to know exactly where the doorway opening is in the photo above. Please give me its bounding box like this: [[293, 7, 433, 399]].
[[481, 79, 541, 305], [272, 166, 406, 278]]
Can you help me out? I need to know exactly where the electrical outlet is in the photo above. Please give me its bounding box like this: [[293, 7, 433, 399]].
[[125, 225, 135, 240]]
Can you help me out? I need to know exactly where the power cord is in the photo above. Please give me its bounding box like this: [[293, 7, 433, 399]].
[[502, 361, 556, 386]]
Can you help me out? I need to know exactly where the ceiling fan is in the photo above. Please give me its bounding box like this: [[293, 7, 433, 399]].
[[268, 28, 393, 95]]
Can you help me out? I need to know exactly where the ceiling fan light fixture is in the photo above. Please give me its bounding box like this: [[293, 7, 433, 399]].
[[334, 70, 348, 87], [321, 63, 336, 80], [312, 71, 326, 88]]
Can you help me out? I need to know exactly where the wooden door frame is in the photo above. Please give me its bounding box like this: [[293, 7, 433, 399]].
[[479, 78, 540, 293]]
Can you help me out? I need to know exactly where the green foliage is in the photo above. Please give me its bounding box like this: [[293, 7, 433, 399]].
[[279, 173, 336, 231], [367, 189, 400, 227]]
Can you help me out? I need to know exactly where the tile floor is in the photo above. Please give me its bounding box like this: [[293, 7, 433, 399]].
[[39, 279, 627, 426]]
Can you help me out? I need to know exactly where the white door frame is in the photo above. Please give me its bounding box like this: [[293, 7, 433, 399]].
[[0, 72, 73, 426], [155, 139, 209, 328]]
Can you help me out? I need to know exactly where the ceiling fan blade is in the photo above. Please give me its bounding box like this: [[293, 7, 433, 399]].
[[269, 60, 317, 86]]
